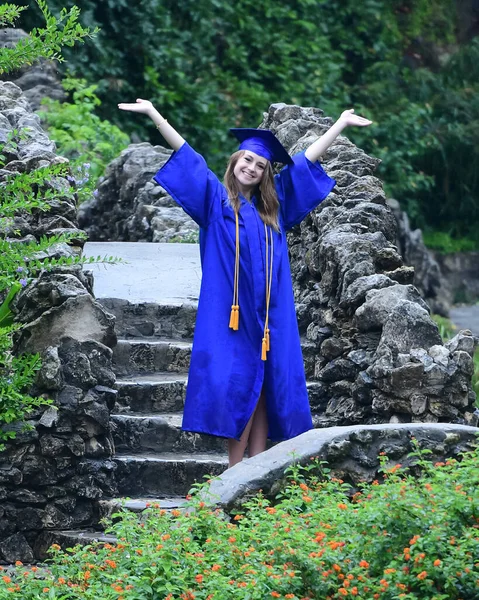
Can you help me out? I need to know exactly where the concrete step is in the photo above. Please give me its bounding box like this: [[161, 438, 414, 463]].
[[98, 298, 197, 340], [115, 373, 187, 413], [111, 412, 226, 454], [113, 338, 192, 377], [114, 452, 228, 497]]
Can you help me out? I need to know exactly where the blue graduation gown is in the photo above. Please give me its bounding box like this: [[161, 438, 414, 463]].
[[153, 143, 335, 441]]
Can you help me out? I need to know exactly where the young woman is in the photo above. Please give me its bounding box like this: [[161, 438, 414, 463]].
[[118, 99, 372, 467]]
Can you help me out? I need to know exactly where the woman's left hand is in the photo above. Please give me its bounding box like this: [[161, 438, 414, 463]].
[[338, 109, 373, 127]]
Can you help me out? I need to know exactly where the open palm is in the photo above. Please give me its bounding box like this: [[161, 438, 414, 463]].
[[117, 98, 154, 114], [339, 109, 372, 127]]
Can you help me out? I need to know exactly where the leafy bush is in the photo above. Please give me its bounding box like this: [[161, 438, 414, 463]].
[[16, 0, 479, 243], [2, 443, 478, 599], [39, 77, 130, 197], [0, 1, 106, 447], [422, 231, 477, 254]]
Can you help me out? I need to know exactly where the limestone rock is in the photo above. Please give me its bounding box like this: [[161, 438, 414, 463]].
[[78, 143, 199, 242]]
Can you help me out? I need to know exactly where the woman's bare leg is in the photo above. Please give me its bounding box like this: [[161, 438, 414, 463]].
[[248, 391, 268, 457], [228, 411, 255, 468]]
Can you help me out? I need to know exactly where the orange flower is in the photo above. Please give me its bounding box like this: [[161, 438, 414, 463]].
[[212, 564, 221, 571], [271, 593, 281, 598], [58, 578, 66, 585], [2, 577, 11, 584], [136, 549, 143, 555], [14, 561, 22, 567], [156, 544, 163, 550], [50, 544, 61, 551], [337, 503, 348, 510], [434, 559, 441, 567], [302, 496, 312, 503], [351, 587, 358, 596], [228, 536, 236, 543], [105, 560, 117, 569], [333, 564, 342, 572], [266, 507, 276, 514], [172, 510, 181, 517], [84, 571, 91, 581], [299, 483, 309, 492], [162, 534, 171, 541], [285, 595, 295, 599], [195, 574, 203, 584], [43, 589, 50, 593], [338, 589, 348, 596], [417, 571, 428, 580], [359, 560, 369, 568], [234, 514, 243, 520]]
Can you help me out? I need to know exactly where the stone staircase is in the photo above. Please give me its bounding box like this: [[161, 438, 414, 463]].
[[103, 297, 229, 502]]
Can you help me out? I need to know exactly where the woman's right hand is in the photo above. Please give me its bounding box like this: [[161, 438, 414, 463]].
[[118, 98, 154, 115]]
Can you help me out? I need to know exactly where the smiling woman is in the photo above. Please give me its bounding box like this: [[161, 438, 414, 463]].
[[117, 98, 372, 467]]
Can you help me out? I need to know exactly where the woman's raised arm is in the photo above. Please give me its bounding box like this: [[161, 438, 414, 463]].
[[118, 99, 186, 152], [304, 109, 372, 163]]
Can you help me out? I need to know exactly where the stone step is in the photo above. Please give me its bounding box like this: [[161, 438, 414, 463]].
[[113, 338, 192, 377], [98, 298, 197, 340], [35, 529, 117, 560], [115, 375, 326, 415], [36, 497, 190, 559], [98, 496, 187, 522], [113, 337, 316, 379], [111, 412, 226, 454], [115, 373, 187, 413], [114, 452, 229, 497]]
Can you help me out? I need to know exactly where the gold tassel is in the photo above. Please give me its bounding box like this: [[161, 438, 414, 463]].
[[265, 328, 270, 351], [229, 305, 239, 330], [261, 337, 267, 361]]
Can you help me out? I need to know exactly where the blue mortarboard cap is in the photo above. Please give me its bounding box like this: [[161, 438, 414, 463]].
[[230, 128, 293, 165]]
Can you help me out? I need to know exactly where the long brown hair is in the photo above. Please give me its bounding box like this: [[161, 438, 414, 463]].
[[223, 150, 280, 231]]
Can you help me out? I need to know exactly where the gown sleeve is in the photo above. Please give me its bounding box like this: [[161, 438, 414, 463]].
[[153, 142, 224, 228], [275, 151, 336, 231]]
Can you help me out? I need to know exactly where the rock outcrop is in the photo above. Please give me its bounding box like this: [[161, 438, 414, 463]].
[[0, 81, 117, 563], [387, 198, 452, 316], [78, 143, 199, 243], [259, 103, 477, 428], [205, 423, 479, 510], [0, 29, 66, 110]]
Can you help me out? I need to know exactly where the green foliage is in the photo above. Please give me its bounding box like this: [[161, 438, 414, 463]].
[[3, 443, 479, 598], [0, 324, 48, 451], [423, 231, 478, 253], [0, 0, 98, 74], [39, 77, 130, 194], [16, 0, 479, 241], [432, 314, 479, 406], [0, 1, 118, 448]]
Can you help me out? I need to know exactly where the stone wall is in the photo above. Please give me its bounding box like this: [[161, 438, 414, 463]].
[[0, 29, 66, 111], [258, 103, 477, 428], [78, 143, 199, 243], [432, 251, 479, 305], [206, 423, 479, 510], [0, 81, 117, 563]]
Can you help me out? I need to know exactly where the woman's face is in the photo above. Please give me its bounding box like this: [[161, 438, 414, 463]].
[[233, 151, 267, 194]]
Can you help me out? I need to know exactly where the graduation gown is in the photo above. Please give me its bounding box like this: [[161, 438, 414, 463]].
[[153, 143, 336, 441]]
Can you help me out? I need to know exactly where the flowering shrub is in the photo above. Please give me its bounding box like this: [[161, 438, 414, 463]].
[[1, 442, 478, 599]]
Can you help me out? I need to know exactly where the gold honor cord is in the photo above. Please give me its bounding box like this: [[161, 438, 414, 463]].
[[229, 211, 274, 361], [262, 223, 273, 361], [229, 210, 240, 331]]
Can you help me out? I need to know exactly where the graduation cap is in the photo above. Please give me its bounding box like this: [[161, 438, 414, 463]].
[[230, 128, 293, 165]]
